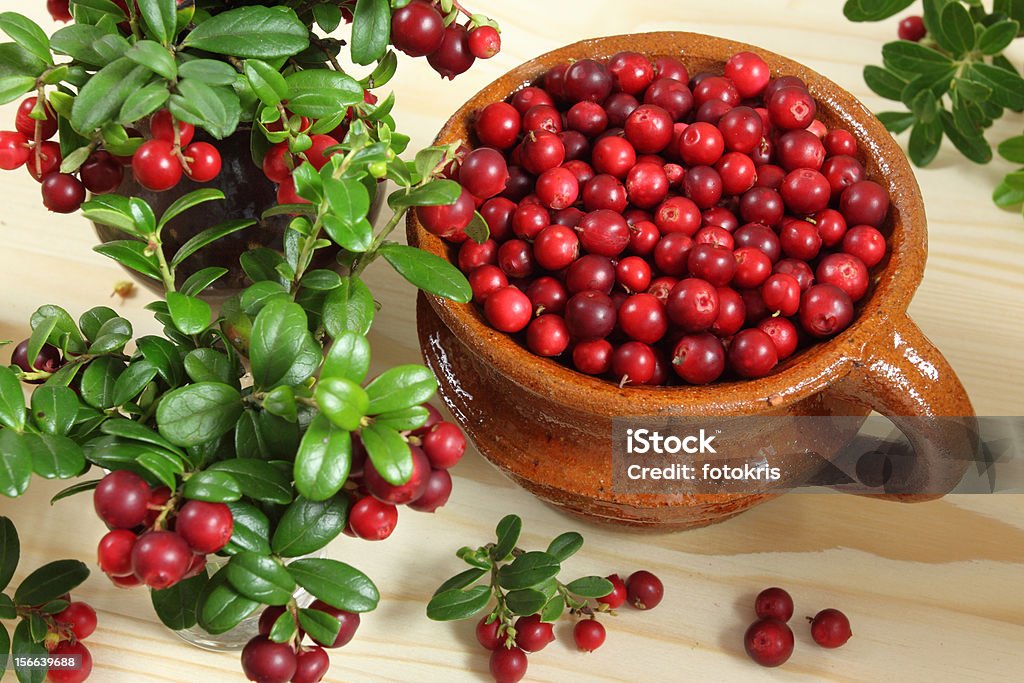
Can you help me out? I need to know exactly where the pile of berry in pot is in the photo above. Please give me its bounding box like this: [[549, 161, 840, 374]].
[[416, 50, 890, 386]]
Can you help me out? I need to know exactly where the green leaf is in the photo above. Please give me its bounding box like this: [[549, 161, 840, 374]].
[[876, 110, 916, 134], [0, 621, 8, 678], [198, 571, 260, 634], [177, 59, 237, 87], [361, 422, 412, 486], [287, 558, 379, 612], [156, 382, 242, 447], [208, 459, 292, 505], [0, 517, 18, 592], [0, 42, 47, 80], [545, 532, 583, 562], [14, 560, 88, 606], [30, 305, 86, 356], [371, 406, 429, 432], [136, 336, 183, 386], [30, 386, 78, 437], [137, 0, 177, 45], [268, 610, 297, 643], [979, 19, 1019, 54], [0, 75, 34, 105], [244, 59, 289, 106], [49, 479, 100, 505], [323, 178, 372, 252], [881, 41, 954, 78], [93, 240, 161, 281], [169, 79, 240, 140], [316, 378, 369, 432], [426, 585, 491, 621], [351, 0, 391, 65], [170, 219, 255, 268], [250, 299, 311, 389], [224, 501, 271, 555], [540, 595, 565, 623], [842, 0, 915, 21], [80, 356, 125, 410], [0, 13, 51, 65], [910, 88, 939, 123], [166, 292, 212, 335], [226, 552, 296, 605], [313, 3, 343, 32], [323, 276, 375, 337], [82, 195, 142, 237], [151, 572, 208, 631], [272, 495, 347, 557], [300, 269, 343, 291], [322, 332, 371, 384], [388, 178, 461, 210], [498, 551, 560, 591], [492, 514, 521, 562], [181, 267, 229, 297], [908, 117, 943, 166], [464, 211, 490, 244], [12, 619, 46, 683], [939, 1, 975, 56], [159, 188, 225, 229], [993, 170, 1024, 208], [137, 447, 185, 489], [863, 65, 907, 101], [939, 110, 992, 163], [122, 88, 167, 125], [505, 588, 547, 616], [263, 385, 297, 422], [379, 244, 472, 303], [283, 69, 363, 118], [0, 431, 32, 498], [183, 6, 309, 59], [294, 414, 352, 501], [182, 470, 242, 503], [24, 433, 84, 480], [433, 567, 487, 595], [297, 608, 340, 646], [100, 419, 186, 457], [967, 63, 1024, 110], [93, 33, 132, 63], [49, 24, 107, 66], [565, 576, 615, 599], [71, 57, 151, 133], [0, 367, 26, 432], [365, 364, 437, 415], [998, 136, 1024, 164], [125, 40, 176, 81], [78, 307, 117, 342]]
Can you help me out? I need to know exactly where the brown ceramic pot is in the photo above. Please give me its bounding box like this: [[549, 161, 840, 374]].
[[408, 32, 977, 529]]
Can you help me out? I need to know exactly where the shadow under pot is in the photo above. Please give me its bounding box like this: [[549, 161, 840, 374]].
[[92, 128, 383, 299]]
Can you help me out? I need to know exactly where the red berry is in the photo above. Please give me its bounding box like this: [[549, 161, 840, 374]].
[[262, 143, 293, 183], [799, 284, 854, 338], [390, 0, 445, 57], [241, 636, 297, 683], [475, 103, 521, 150], [54, 601, 98, 641], [744, 618, 794, 667], [484, 286, 532, 333], [591, 135, 636, 178], [816, 252, 869, 302], [757, 317, 799, 360], [41, 174, 86, 214], [348, 496, 399, 540], [572, 339, 613, 375], [514, 614, 555, 652], [667, 278, 719, 332], [579, 209, 630, 257], [132, 139, 183, 191], [476, 617, 504, 650], [728, 328, 779, 379], [469, 264, 508, 303], [760, 273, 801, 316], [573, 619, 606, 652], [898, 15, 926, 42], [16, 97, 58, 140], [609, 51, 655, 95], [46, 641, 92, 683], [427, 24, 475, 80], [489, 646, 528, 683], [596, 574, 627, 609], [109, 573, 143, 588], [98, 529, 137, 577], [291, 646, 330, 683], [754, 587, 794, 622], [406, 468, 453, 512], [809, 608, 852, 648], [724, 51, 770, 99], [618, 293, 668, 344], [183, 142, 222, 182], [150, 110, 194, 146], [131, 530, 192, 589], [565, 290, 616, 341], [626, 570, 663, 610], [468, 25, 501, 59], [672, 332, 726, 385], [768, 86, 816, 130], [47, 0, 73, 22], [520, 131, 565, 175], [0, 130, 29, 170], [839, 179, 889, 227], [416, 186, 476, 240], [842, 225, 887, 268], [175, 500, 234, 553], [25, 141, 61, 181], [460, 147, 509, 199], [624, 104, 673, 154], [564, 58, 613, 103], [94, 471, 151, 529], [79, 150, 124, 194], [526, 314, 570, 357], [258, 606, 288, 636], [308, 601, 361, 648], [421, 422, 466, 470], [535, 167, 579, 210]]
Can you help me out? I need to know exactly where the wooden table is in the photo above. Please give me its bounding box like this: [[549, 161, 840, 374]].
[[2, 1, 1022, 681]]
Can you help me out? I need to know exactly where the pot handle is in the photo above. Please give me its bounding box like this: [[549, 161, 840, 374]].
[[827, 313, 978, 501]]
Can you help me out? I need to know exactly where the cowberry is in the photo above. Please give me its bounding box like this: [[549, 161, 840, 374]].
[[526, 276, 568, 313], [724, 51, 770, 98], [672, 332, 726, 385], [132, 139, 183, 191], [898, 15, 926, 42], [365, 445, 431, 504], [348, 496, 399, 540], [416, 186, 476, 239], [182, 142, 222, 182], [47, 0, 73, 22], [46, 641, 92, 683], [175, 500, 234, 554], [711, 287, 746, 337], [15, 97, 57, 140], [760, 273, 801, 316], [573, 619, 606, 652], [460, 147, 510, 199], [490, 646, 528, 683], [821, 154, 865, 199], [776, 129, 825, 171], [578, 209, 630, 257], [475, 103, 521, 150], [468, 25, 501, 60], [768, 86, 816, 130], [693, 75, 740, 109], [816, 252, 869, 302], [582, 173, 628, 213], [754, 587, 794, 622], [644, 78, 694, 121], [262, 143, 293, 184], [308, 601, 361, 648], [596, 574, 627, 609], [510, 87, 555, 115], [291, 646, 330, 683], [520, 131, 565, 175], [150, 110, 194, 146], [625, 161, 669, 209], [757, 317, 799, 359], [535, 167, 579, 210], [618, 293, 668, 344], [0, 130, 29, 170], [485, 286, 532, 332], [799, 284, 854, 338], [241, 636, 297, 683], [476, 617, 504, 650], [609, 51, 655, 95], [744, 618, 794, 667], [79, 150, 123, 194], [688, 244, 737, 288], [605, 92, 641, 127], [564, 59, 613, 103], [653, 56, 689, 83], [678, 122, 724, 166], [839, 179, 889, 227], [407, 468, 453, 513], [98, 529, 137, 577], [572, 339, 613, 374], [258, 606, 288, 637], [54, 601, 98, 640], [526, 314, 571, 357], [94, 471, 151, 529], [131, 530, 192, 589], [728, 328, 779, 379], [667, 278, 719, 332], [514, 614, 555, 652], [25, 141, 61, 181], [842, 225, 887, 268], [41, 174, 86, 214], [427, 24, 475, 79], [809, 608, 852, 648], [564, 290, 616, 341], [390, 0, 445, 57], [626, 570, 664, 609], [421, 422, 466, 469], [616, 256, 652, 293]]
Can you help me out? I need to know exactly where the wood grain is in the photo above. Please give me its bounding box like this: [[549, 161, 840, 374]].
[[1, 1, 1022, 681]]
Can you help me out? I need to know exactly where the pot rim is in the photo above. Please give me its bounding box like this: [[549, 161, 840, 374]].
[[407, 31, 926, 416]]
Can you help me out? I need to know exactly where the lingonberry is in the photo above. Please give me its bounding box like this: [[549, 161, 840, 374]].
[[291, 646, 331, 683], [489, 645, 528, 683], [729, 328, 779, 379], [780, 169, 830, 216], [571, 339, 612, 375], [301, 134, 339, 171], [839, 179, 889, 227], [652, 196, 699, 236], [131, 530, 192, 589], [604, 92, 640, 127], [609, 51, 655, 95], [744, 618, 794, 667], [53, 601, 98, 641], [132, 139, 183, 191], [761, 273, 801, 316], [365, 444, 431, 504], [573, 619, 606, 652], [816, 252, 869, 302], [695, 225, 735, 251], [262, 143, 293, 184], [776, 129, 825, 172], [514, 614, 555, 652], [416, 186, 476, 239], [616, 256, 652, 293], [182, 142, 222, 182], [692, 75, 740, 109], [821, 154, 865, 199], [611, 342, 657, 384], [484, 286, 532, 332], [348, 496, 399, 540], [390, 0, 445, 56], [628, 219, 661, 256], [757, 317, 799, 359], [652, 56, 689, 83], [175, 500, 234, 554], [739, 186, 784, 227], [724, 51, 771, 98], [523, 104, 562, 134], [94, 470, 151, 529], [258, 605, 288, 637], [774, 258, 815, 292], [558, 130, 590, 162], [582, 174, 628, 213], [562, 160, 595, 188], [842, 225, 887, 268], [672, 332, 726, 385], [526, 275, 568, 314], [497, 239, 535, 278], [79, 150, 123, 194], [647, 276, 678, 306], [596, 574, 628, 609], [468, 25, 501, 59], [510, 86, 555, 115], [591, 136, 637, 178], [526, 314, 571, 356], [711, 287, 746, 337], [732, 247, 773, 289], [652, 233, 694, 277], [477, 617, 504, 650], [460, 147, 510, 199], [898, 15, 927, 42], [10, 338, 62, 378], [682, 165, 723, 209], [618, 293, 668, 344], [535, 167, 579, 210], [565, 290, 617, 341], [754, 163, 785, 190], [667, 278, 719, 332], [779, 218, 822, 261], [407, 468, 453, 513], [624, 104, 673, 154], [564, 58, 613, 103], [688, 244, 737, 287], [98, 529, 137, 577], [41, 173, 85, 214], [644, 78, 694, 122], [768, 85, 816, 130], [754, 587, 794, 622], [309, 600, 361, 648], [151, 109, 194, 146], [48, 0, 74, 22], [715, 151, 757, 196], [475, 103, 521, 150], [824, 128, 858, 157], [427, 24, 475, 79], [578, 209, 630, 257], [734, 223, 781, 262], [678, 122, 724, 166], [799, 284, 854, 338], [421, 422, 466, 470], [695, 99, 731, 125], [480, 197, 517, 240], [46, 641, 92, 683], [16, 97, 58, 140], [458, 239, 498, 273], [0, 130, 30, 170], [809, 608, 852, 648], [241, 636, 298, 683], [626, 570, 664, 609], [109, 573, 143, 588], [520, 131, 565, 175], [625, 161, 669, 209], [25, 141, 61, 181]]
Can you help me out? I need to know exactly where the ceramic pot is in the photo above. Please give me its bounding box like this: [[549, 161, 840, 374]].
[[408, 32, 977, 529]]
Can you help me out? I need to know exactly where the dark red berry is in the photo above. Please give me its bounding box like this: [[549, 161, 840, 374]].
[[525, 314, 570, 357], [799, 284, 854, 338], [468, 25, 501, 59], [406, 468, 453, 512], [258, 606, 288, 636], [729, 328, 779, 379], [427, 24, 475, 79], [79, 150, 123, 194], [644, 78, 694, 121], [94, 471, 151, 529], [489, 646, 528, 683], [348, 496, 399, 540], [151, 109, 194, 146], [678, 122, 724, 166], [839, 179, 889, 227], [672, 332, 726, 385], [760, 273, 801, 316], [308, 601, 361, 648], [609, 51, 655, 95], [41, 173, 86, 214], [15, 97, 57, 140], [809, 608, 852, 648], [595, 574, 627, 609], [757, 317, 799, 359], [47, 0, 73, 22], [130, 530, 192, 589], [520, 131, 565, 175], [421, 422, 466, 469], [579, 209, 630, 257], [744, 618, 794, 667], [526, 276, 568, 314], [564, 290, 616, 341], [365, 445, 431, 504], [573, 619, 606, 652], [591, 136, 636, 178], [10, 339, 62, 376], [416, 186, 476, 240], [175, 500, 233, 554], [514, 614, 555, 652], [768, 86, 816, 130], [898, 15, 926, 42], [754, 587, 794, 622], [572, 339, 613, 374], [711, 287, 746, 337], [688, 244, 737, 287], [535, 167, 579, 210], [667, 278, 718, 332], [54, 601, 98, 640], [390, 0, 445, 57], [291, 646, 330, 683], [241, 636, 297, 683], [626, 570, 663, 609], [25, 141, 61, 181], [564, 59, 613, 103], [476, 617, 504, 650], [460, 147, 509, 199], [46, 641, 92, 683]]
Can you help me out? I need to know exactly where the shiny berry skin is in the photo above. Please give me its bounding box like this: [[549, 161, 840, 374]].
[[734, 223, 781, 262], [810, 608, 852, 648], [612, 341, 657, 385], [131, 530, 192, 589], [776, 129, 825, 171], [565, 290, 616, 341], [813, 208, 848, 249], [666, 278, 719, 332], [816, 253, 869, 302], [241, 636, 297, 683], [711, 287, 746, 337], [564, 58, 613, 103], [842, 225, 886, 267], [79, 150, 124, 194], [626, 570, 664, 609], [616, 256, 652, 293], [390, 0, 445, 57], [109, 573, 143, 588], [609, 51, 655, 95], [729, 328, 779, 379], [654, 196, 701, 236], [460, 147, 509, 199], [683, 165, 724, 209], [365, 445, 431, 504], [520, 131, 565, 175], [653, 233, 694, 277], [688, 244, 737, 287], [582, 173, 627, 213], [824, 129, 858, 157], [151, 109, 194, 145], [644, 78, 694, 122], [799, 284, 854, 338], [754, 587, 794, 622], [416, 186, 476, 239], [421, 422, 466, 469], [732, 247, 773, 289], [427, 24, 475, 79], [572, 339, 613, 374], [276, 176, 308, 206], [760, 273, 801, 316], [591, 136, 636, 178], [605, 92, 641, 128], [132, 139, 183, 191], [653, 56, 689, 83], [781, 169, 830, 215], [468, 25, 501, 59], [308, 600, 361, 648], [262, 143, 292, 183], [715, 151, 757, 195], [566, 100, 607, 137], [724, 51, 771, 98], [526, 314, 570, 357], [839, 180, 890, 227], [757, 317, 799, 359], [618, 293, 668, 344], [774, 258, 815, 292], [744, 618, 794, 667], [475, 103, 521, 150], [678, 122, 724, 166], [46, 641, 92, 683], [302, 135, 338, 171], [624, 104, 673, 154], [671, 332, 725, 385], [54, 601, 98, 640], [182, 142, 222, 182], [898, 15, 926, 42], [94, 471, 151, 529], [41, 174, 86, 214], [291, 646, 330, 683], [0, 131, 29, 169], [779, 218, 822, 261], [629, 219, 661, 256], [693, 75, 740, 109], [489, 646, 528, 683], [484, 286, 532, 333], [526, 276, 568, 313], [458, 239, 497, 273], [407, 468, 453, 512], [348, 496, 399, 540], [596, 574, 627, 609], [16, 97, 57, 140], [625, 161, 669, 209], [579, 209, 630, 257], [769, 86, 816, 130], [98, 529, 137, 577], [514, 614, 555, 652], [535, 167, 579, 210], [476, 617, 504, 650], [48, 0, 74, 22], [510, 87, 554, 115], [573, 619, 606, 652], [175, 500, 233, 553], [821, 154, 865, 199]]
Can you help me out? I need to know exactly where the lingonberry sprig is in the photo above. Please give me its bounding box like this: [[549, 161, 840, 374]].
[[842, 0, 1024, 218], [0, 516, 95, 683], [428, 515, 663, 682]]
